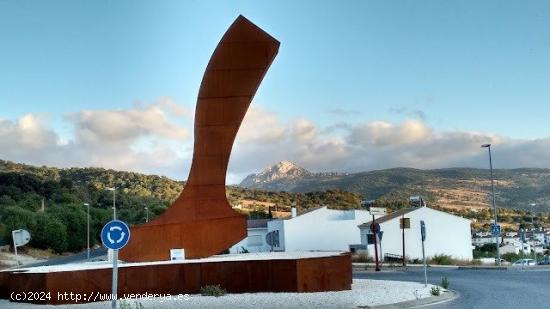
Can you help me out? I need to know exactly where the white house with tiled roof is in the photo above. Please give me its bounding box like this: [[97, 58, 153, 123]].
[[358, 206, 473, 261], [231, 206, 372, 253], [268, 206, 371, 252]]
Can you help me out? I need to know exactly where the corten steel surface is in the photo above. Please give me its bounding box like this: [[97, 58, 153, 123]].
[[120, 15, 280, 262], [1, 253, 351, 305]]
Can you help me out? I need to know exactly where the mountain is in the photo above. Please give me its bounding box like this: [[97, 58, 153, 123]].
[[240, 162, 550, 212], [240, 161, 346, 191], [240, 161, 311, 190], [1, 159, 547, 254], [0, 159, 364, 253]]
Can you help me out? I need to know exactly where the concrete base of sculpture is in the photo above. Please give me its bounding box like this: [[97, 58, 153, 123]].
[[0, 252, 351, 305]]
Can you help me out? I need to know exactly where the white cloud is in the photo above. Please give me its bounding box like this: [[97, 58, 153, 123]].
[[349, 120, 432, 147], [67, 101, 190, 146], [292, 119, 317, 142], [3, 100, 550, 183], [0, 99, 192, 179], [237, 107, 287, 144], [229, 113, 550, 182]]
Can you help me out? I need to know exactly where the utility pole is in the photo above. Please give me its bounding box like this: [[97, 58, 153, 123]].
[[106, 187, 116, 220], [402, 214, 406, 267], [481, 144, 500, 266], [420, 220, 427, 287], [372, 215, 380, 272], [84, 203, 90, 260], [530, 203, 537, 265]]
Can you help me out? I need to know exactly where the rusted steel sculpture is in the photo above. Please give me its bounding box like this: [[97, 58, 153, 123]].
[[120, 16, 280, 261]]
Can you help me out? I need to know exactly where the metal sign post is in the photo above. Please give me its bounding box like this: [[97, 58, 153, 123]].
[[378, 231, 384, 263], [11, 229, 31, 266], [400, 217, 410, 267], [101, 220, 131, 309], [370, 216, 381, 272], [363, 202, 385, 271], [420, 220, 427, 287], [369, 207, 387, 216]]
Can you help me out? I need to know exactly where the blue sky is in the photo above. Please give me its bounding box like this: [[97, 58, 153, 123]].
[[1, 1, 550, 181]]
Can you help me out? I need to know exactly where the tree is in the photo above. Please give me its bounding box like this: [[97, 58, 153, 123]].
[[32, 214, 68, 253], [49, 204, 87, 252]]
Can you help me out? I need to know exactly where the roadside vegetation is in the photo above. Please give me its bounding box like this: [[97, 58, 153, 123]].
[[0, 160, 368, 255], [2, 159, 549, 257], [474, 243, 547, 263]]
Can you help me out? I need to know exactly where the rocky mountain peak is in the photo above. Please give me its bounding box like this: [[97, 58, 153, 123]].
[[240, 161, 311, 189]]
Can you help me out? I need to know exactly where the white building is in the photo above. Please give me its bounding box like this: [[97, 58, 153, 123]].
[[500, 243, 520, 255], [229, 219, 271, 253], [230, 207, 372, 254], [265, 206, 372, 252], [473, 236, 498, 247], [502, 237, 521, 247], [359, 207, 473, 261]]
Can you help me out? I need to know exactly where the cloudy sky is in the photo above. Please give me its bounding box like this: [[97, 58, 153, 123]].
[[1, 1, 550, 183]]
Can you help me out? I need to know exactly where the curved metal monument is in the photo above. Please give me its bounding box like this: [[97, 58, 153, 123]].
[[120, 15, 280, 261], [0, 17, 353, 303]]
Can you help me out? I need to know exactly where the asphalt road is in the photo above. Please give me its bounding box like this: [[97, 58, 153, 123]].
[[354, 267, 550, 309], [22, 248, 107, 268]]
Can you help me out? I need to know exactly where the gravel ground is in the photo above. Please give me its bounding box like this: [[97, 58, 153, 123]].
[[6, 251, 345, 273], [0, 279, 437, 308], [0, 252, 46, 269]]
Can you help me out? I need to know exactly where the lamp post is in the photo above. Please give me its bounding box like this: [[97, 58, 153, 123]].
[[481, 143, 500, 266], [83, 203, 90, 260], [145, 207, 149, 223], [530, 203, 537, 264], [106, 187, 116, 220], [360, 200, 380, 271]]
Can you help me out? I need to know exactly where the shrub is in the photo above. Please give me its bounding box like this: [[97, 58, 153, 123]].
[[441, 277, 449, 289], [48, 204, 87, 252], [431, 287, 441, 296], [351, 252, 369, 263], [32, 214, 68, 253], [200, 285, 226, 297], [502, 252, 521, 262], [429, 254, 455, 265], [119, 301, 145, 309], [410, 258, 423, 264]]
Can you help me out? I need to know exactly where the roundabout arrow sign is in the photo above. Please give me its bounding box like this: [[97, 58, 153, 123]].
[[101, 219, 130, 309], [101, 220, 130, 250]]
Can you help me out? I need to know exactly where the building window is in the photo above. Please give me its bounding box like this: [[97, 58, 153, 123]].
[[247, 235, 263, 247]]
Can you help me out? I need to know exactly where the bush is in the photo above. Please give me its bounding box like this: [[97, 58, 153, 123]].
[[429, 254, 455, 265], [351, 252, 369, 263], [119, 301, 145, 309], [502, 252, 521, 262], [200, 285, 226, 297], [431, 287, 441, 296], [31, 214, 68, 253], [441, 277, 449, 289], [48, 204, 87, 252]]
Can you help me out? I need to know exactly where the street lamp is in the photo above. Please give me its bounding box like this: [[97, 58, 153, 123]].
[[144, 207, 149, 223], [106, 187, 116, 220], [481, 143, 500, 265], [530, 203, 537, 264], [83, 203, 90, 260]]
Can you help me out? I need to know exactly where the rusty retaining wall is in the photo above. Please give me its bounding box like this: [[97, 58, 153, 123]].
[[1, 253, 352, 305]]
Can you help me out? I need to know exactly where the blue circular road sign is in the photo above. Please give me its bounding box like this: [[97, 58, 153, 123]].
[[101, 220, 131, 250]]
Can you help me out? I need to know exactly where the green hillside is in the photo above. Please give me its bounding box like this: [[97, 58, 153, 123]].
[[0, 160, 361, 254], [262, 167, 550, 212]]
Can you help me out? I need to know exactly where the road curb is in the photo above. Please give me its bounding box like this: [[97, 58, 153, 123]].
[[457, 266, 508, 270], [365, 289, 458, 309]]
